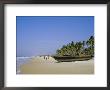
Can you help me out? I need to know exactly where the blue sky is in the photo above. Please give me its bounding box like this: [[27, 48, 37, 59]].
[[16, 16, 94, 57]]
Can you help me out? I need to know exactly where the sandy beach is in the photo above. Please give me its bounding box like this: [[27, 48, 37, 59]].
[[19, 56, 94, 74]]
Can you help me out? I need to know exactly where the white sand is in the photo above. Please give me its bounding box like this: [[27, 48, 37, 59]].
[[19, 56, 94, 74]]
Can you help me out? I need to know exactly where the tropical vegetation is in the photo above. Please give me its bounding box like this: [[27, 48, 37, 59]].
[[56, 36, 94, 57]]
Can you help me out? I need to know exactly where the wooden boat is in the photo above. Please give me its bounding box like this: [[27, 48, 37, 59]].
[[52, 55, 93, 62]]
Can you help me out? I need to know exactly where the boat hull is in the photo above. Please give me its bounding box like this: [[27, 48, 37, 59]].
[[52, 56, 93, 62]]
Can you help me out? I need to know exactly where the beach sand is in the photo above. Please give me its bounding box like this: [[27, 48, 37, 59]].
[[19, 56, 94, 74]]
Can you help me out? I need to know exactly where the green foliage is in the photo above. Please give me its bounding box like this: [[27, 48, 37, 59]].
[[56, 36, 94, 57]]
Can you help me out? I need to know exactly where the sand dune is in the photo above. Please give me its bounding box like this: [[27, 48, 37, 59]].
[[19, 56, 94, 74]]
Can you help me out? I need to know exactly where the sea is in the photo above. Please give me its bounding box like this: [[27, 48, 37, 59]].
[[16, 57, 32, 74]]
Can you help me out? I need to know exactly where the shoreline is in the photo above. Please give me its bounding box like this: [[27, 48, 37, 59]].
[[18, 56, 94, 74]]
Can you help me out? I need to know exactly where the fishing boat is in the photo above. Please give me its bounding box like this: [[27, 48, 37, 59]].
[[52, 55, 93, 62]]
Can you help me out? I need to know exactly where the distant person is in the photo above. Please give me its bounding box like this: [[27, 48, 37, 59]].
[[46, 56, 47, 60], [48, 55, 49, 59]]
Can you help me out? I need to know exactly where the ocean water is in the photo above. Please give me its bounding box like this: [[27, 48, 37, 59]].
[[16, 57, 32, 74]]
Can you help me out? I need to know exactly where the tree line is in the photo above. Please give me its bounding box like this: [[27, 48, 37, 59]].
[[56, 36, 94, 57]]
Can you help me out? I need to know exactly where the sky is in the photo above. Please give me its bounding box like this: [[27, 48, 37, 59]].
[[16, 16, 94, 57]]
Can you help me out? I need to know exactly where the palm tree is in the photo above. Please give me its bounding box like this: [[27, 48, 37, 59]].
[[56, 36, 94, 57], [81, 41, 85, 56], [56, 49, 61, 56], [86, 36, 94, 56], [82, 41, 85, 48]]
